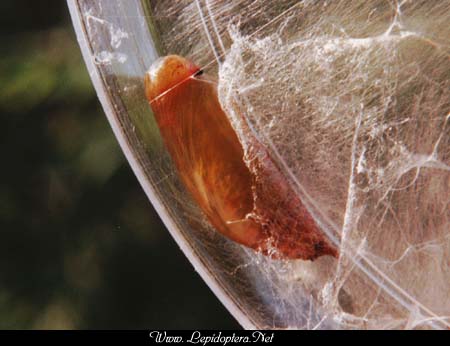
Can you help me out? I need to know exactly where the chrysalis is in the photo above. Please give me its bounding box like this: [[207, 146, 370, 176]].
[[145, 55, 338, 260]]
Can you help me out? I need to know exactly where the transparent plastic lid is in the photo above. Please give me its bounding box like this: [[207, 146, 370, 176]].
[[68, 0, 450, 329]]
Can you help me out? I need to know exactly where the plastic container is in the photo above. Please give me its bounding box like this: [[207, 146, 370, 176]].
[[68, 0, 450, 329]]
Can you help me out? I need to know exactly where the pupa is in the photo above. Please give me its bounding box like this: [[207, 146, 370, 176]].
[[145, 55, 337, 260]]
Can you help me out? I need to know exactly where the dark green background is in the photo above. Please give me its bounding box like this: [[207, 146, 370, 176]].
[[0, 1, 239, 329]]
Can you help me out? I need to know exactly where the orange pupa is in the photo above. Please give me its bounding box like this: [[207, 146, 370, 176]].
[[145, 55, 338, 260]]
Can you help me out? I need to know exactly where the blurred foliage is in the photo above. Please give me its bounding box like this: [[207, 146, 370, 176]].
[[0, 1, 239, 329]]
